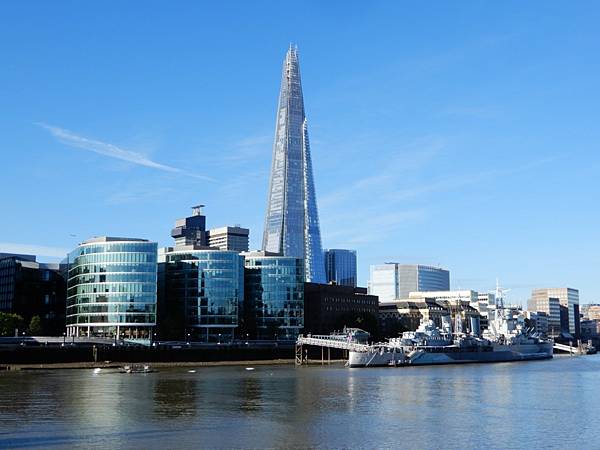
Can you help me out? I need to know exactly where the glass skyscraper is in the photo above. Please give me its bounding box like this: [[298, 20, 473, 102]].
[[158, 248, 244, 343], [262, 45, 326, 283], [243, 251, 304, 341], [66, 237, 157, 340], [324, 249, 357, 287]]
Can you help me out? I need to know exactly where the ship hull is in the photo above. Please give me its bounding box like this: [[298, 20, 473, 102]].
[[348, 342, 553, 368]]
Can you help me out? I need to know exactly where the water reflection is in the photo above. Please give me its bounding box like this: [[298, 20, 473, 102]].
[[153, 377, 199, 418], [1, 358, 600, 449], [237, 375, 263, 412]]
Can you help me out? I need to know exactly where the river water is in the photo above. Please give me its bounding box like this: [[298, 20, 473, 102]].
[[1, 356, 600, 449]]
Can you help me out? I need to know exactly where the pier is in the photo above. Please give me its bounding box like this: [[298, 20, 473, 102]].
[[553, 342, 594, 355], [295, 335, 372, 365]]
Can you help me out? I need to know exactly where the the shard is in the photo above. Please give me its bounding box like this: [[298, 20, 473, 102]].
[[262, 45, 326, 283]]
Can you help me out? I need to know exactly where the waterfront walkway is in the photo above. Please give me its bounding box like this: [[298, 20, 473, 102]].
[[295, 335, 373, 365], [553, 342, 591, 355]]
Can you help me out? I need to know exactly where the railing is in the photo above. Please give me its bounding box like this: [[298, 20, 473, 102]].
[[296, 335, 372, 352], [553, 342, 585, 355]]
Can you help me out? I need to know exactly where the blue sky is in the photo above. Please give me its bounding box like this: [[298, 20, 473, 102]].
[[1, 2, 599, 303]]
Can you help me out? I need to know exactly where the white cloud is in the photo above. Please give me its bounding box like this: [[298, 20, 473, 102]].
[[38, 123, 214, 181], [0, 242, 70, 258]]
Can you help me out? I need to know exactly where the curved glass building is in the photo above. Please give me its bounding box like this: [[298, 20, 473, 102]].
[[243, 251, 304, 341], [159, 248, 244, 343], [66, 237, 157, 340]]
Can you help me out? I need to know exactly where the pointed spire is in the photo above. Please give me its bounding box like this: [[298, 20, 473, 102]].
[[262, 46, 326, 283]]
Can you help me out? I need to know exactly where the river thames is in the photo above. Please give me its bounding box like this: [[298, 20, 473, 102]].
[[1, 356, 600, 449]]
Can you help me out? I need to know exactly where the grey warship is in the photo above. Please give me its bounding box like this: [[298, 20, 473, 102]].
[[347, 290, 553, 368]]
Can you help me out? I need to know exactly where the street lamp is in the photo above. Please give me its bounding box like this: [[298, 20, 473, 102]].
[[187, 333, 191, 345], [246, 333, 249, 346], [63, 332, 66, 346], [218, 333, 221, 345]]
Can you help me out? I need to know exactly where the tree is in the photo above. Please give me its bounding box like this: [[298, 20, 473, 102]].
[[28, 315, 43, 335], [0, 312, 25, 337]]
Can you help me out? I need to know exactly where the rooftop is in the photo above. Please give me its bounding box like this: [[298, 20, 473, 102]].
[[81, 236, 151, 245]]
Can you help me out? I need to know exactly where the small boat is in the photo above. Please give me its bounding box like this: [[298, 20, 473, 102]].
[[119, 364, 154, 374], [188, 370, 197, 373], [93, 368, 102, 374], [245, 367, 255, 371]]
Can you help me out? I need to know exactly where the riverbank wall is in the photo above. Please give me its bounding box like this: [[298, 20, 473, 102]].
[[0, 344, 346, 369]]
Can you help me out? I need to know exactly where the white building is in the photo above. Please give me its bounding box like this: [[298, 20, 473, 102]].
[[206, 226, 249, 253], [368, 264, 449, 302]]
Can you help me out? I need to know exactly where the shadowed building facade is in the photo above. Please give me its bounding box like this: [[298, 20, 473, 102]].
[[324, 249, 357, 287], [262, 46, 326, 283], [303, 283, 378, 336], [158, 247, 244, 343], [243, 251, 304, 341], [0, 254, 66, 335]]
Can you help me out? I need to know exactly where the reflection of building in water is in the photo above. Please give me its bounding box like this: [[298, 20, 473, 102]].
[[153, 378, 198, 418], [237, 376, 263, 413]]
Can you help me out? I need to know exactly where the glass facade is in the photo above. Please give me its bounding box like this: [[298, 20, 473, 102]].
[[66, 238, 157, 340], [369, 264, 450, 301], [324, 249, 357, 287], [416, 266, 450, 296], [159, 249, 244, 343], [262, 46, 326, 283], [243, 254, 304, 341]]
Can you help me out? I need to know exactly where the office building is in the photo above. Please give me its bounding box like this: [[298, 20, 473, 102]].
[[206, 226, 249, 253], [158, 246, 244, 343], [303, 283, 378, 335], [0, 254, 66, 335], [65, 237, 157, 340], [262, 46, 326, 283], [171, 204, 207, 247], [531, 288, 580, 337], [324, 249, 357, 287], [0, 253, 36, 262], [243, 251, 304, 341], [379, 298, 449, 338], [368, 263, 450, 302], [581, 304, 600, 320], [580, 319, 600, 337], [408, 290, 481, 334], [528, 295, 561, 336]]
